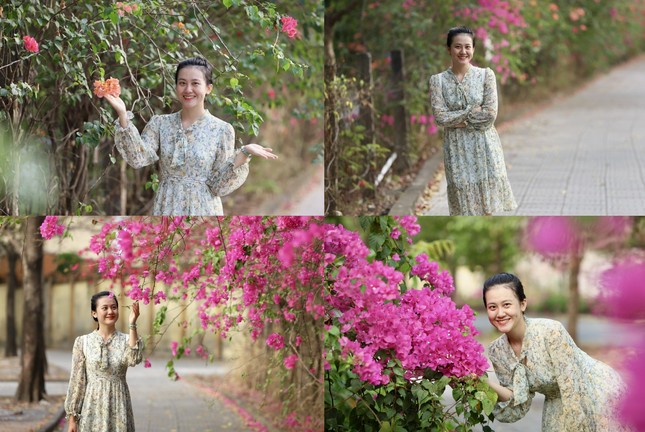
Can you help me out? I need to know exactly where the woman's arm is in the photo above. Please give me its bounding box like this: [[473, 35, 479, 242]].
[[487, 378, 513, 402], [466, 68, 498, 130], [429, 74, 473, 127], [104, 94, 161, 169], [64, 337, 86, 431]]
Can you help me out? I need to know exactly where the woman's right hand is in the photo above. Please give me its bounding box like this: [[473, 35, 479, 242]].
[[104, 94, 127, 117], [67, 416, 78, 432]]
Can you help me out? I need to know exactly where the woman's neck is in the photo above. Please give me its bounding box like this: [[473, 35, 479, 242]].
[[181, 106, 206, 125], [450, 62, 470, 76], [97, 325, 116, 340], [506, 315, 526, 345]]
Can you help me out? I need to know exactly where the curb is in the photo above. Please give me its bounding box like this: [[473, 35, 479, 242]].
[[389, 148, 443, 215], [37, 405, 65, 432]]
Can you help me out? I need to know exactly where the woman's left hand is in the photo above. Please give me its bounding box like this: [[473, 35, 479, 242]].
[[129, 302, 140, 325], [243, 144, 279, 160]]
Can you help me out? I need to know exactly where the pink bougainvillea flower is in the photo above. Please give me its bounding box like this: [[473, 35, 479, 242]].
[[284, 354, 298, 370], [22, 35, 39, 53], [280, 16, 298, 39], [524, 216, 579, 257], [40, 216, 65, 239], [144, 358, 151, 368], [267, 89, 276, 99], [170, 341, 178, 357], [266, 333, 285, 350]]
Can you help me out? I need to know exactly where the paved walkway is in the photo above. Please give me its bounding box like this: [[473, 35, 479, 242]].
[[0, 350, 253, 432], [421, 55, 645, 215]]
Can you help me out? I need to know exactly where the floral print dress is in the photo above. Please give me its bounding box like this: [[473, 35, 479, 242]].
[[64, 331, 143, 432], [488, 317, 631, 432], [430, 66, 517, 215], [114, 110, 249, 215]]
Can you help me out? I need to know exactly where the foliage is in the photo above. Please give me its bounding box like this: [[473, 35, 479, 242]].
[[415, 216, 523, 276], [324, 216, 497, 431], [1, 0, 323, 215], [43, 216, 324, 430]]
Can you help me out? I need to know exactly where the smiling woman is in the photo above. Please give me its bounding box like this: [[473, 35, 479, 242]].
[[64, 291, 143, 432], [103, 57, 279, 216], [482, 273, 632, 432]]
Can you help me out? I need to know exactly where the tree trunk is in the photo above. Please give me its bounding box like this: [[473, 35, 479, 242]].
[[16, 216, 47, 402], [324, 14, 338, 214], [5, 246, 19, 357], [567, 247, 582, 344]]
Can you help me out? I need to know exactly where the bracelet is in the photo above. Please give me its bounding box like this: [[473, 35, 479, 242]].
[[129, 323, 137, 330], [240, 146, 252, 159]]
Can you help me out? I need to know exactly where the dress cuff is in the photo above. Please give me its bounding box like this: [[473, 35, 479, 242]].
[[114, 111, 135, 131]]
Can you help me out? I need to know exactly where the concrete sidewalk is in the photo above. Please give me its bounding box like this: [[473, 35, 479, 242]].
[[418, 55, 645, 216], [0, 350, 253, 432]]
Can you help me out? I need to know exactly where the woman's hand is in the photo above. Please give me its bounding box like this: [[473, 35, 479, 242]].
[[104, 94, 129, 128], [67, 416, 78, 432], [129, 301, 140, 325], [104, 94, 127, 117], [243, 144, 279, 160]]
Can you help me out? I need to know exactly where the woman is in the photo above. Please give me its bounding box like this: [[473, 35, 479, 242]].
[[65, 291, 143, 432], [105, 57, 278, 215], [483, 273, 631, 431], [430, 27, 516, 215]]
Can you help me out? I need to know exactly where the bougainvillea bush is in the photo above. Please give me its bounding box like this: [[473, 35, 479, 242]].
[[1, 0, 322, 215], [324, 216, 497, 431], [42, 215, 324, 431]]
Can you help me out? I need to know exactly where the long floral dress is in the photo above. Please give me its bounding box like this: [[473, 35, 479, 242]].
[[65, 331, 143, 432], [488, 317, 631, 432], [114, 110, 249, 215], [430, 66, 516, 215]]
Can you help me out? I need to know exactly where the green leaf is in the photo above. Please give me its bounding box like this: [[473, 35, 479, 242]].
[[222, 0, 232, 8], [229, 77, 238, 87]]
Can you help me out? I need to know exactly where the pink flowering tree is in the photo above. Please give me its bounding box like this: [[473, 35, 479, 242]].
[[597, 257, 645, 430], [523, 216, 633, 342], [0, 0, 322, 215], [45, 216, 323, 431], [325, 216, 496, 431]]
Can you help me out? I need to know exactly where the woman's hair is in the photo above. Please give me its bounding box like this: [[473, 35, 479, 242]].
[[175, 57, 213, 85], [446, 26, 476, 48], [91, 291, 118, 327], [483, 273, 526, 306]]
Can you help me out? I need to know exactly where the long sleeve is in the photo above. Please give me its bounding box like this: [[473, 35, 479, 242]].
[[126, 336, 144, 367], [429, 73, 472, 127], [64, 336, 87, 420], [546, 321, 597, 431], [114, 112, 161, 169], [489, 340, 534, 423], [206, 123, 249, 196], [466, 67, 498, 131]]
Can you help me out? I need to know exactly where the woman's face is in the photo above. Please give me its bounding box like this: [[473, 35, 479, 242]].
[[93, 296, 119, 328], [176, 66, 213, 110], [448, 33, 474, 67], [485, 285, 527, 334]]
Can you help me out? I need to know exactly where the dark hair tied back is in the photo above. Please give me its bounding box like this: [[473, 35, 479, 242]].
[[175, 57, 213, 85], [482, 273, 526, 306], [447, 26, 476, 48], [91, 291, 118, 328]]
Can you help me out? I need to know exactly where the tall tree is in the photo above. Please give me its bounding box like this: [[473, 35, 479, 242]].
[[0, 218, 23, 357], [15, 216, 47, 402]]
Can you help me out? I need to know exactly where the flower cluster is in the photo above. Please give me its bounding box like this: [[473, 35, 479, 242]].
[[326, 221, 488, 386], [22, 35, 39, 53], [39, 216, 65, 240], [280, 16, 298, 39], [93, 77, 121, 98], [116, 2, 139, 17]]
